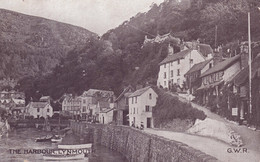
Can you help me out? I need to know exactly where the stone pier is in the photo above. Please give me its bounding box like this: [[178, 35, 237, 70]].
[[70, 121, 220, 162]]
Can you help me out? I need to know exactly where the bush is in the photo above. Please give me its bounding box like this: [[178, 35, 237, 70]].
[[153, 87, 206, 127]]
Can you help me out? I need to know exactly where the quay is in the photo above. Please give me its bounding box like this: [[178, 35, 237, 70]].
[[70, 121, 220, 162]]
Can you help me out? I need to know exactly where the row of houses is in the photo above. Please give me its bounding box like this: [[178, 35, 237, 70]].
[[60, 87, 158, 128], [157, 38, 260, 126]]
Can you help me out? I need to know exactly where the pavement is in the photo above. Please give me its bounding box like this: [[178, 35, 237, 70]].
[[149, 92, 260, 162]]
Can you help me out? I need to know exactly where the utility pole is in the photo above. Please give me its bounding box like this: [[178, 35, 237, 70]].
[[215, 25, 218, 49], [248, 12, 252, 120]]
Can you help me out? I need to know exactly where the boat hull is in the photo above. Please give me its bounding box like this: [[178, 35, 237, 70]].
[[43, 154, 85, 161]]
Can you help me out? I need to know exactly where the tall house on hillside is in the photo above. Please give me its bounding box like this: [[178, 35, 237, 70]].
[[157, 41, 212, 90], [128, 86, 158, 128]]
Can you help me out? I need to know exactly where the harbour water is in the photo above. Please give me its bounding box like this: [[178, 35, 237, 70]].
[[0, 128, 127, 162]]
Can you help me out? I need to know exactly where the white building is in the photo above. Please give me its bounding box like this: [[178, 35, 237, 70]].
[[128, 86, 158, 128], [25, 102, 53, 119], [99, 108, 115, 124], [157, 44, 208, 89]]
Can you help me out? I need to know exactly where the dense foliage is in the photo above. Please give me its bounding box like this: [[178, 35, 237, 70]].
[[0, 9, 96, 85], [153, 87, 206, 126]]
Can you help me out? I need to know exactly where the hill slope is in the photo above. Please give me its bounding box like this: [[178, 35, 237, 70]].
[[0, 9, 97, 82]]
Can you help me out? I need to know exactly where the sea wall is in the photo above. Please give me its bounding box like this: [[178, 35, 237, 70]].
[[70, 121, 220, 162]]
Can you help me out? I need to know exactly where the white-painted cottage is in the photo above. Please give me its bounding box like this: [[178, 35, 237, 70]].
[[99, 108, 115, 124], [25, 102, 53, 119], [128, 86, 158, 128]]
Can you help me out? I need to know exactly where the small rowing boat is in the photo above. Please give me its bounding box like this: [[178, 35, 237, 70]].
[[43, 153, 85, 161], [51, 135, 62, 143], [35, 135, 53, 142]]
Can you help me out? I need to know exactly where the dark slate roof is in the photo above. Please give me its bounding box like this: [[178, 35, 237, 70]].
[[98, 101, 109, 108], [159, 49, 192, 65], [198, 44, 213, 57], [30, 102, 48, 108], [129, 86, 152, 98], [185, 59, 213, 76], [234, 53, 260, 85], [114, 86, 133, 102], [100, 108, 115, 113], [201, 55, 240, 77]]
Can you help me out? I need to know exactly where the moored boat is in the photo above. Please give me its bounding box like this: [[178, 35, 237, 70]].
[[35, 135, 53, 142], [43, 153, 85, 161]]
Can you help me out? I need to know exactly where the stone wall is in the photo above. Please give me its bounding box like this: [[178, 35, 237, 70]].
[[70, 121, 220, 162]]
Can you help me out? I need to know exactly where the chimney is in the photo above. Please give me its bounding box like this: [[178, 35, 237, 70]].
[[213, 46, 223, 65], [168, 43, 174, 56]]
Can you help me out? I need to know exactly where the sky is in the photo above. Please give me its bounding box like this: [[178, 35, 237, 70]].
[[0, 0, 164, 35]]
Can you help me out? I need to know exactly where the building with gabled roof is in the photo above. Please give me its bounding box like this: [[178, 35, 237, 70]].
[[197, 55, 241, 105], [128, 86, 158, 128], [25, 102, 53, 119], [157, 43, 209, 90], [114, 85, 134, 125], [185, 58, 214, 94]]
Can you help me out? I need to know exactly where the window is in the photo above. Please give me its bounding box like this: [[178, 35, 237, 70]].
[[126, 98, 128, 105], [149, 93, 152, 99], [135, 97, 137, 103], [177, 69, 180, 76], [171, 70, 173, 77], [177, 59, 180, 64], [134, 108, 135, 114], [132, 97, 134, 104], [171, 62, 173, 66], [209, 63, 212, 69], [164, 72, 167, 79], [83, 106, 86, 112], [37, 115, 40, 118], [145, 105, 150, 112], [37, 108, 40, 112], [164, 81, 166, 86], [164, 64, 166, 68], [47, 109, 49, 112], [190, 59, 193, 64], [83, 99, 86, 104]]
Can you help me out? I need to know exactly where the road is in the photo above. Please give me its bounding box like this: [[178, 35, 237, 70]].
[[150, 92, 260, 162], [144, 129, 260, 162]]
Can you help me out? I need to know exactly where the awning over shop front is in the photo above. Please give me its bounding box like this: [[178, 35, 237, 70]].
[[197, 81, 223, 91]]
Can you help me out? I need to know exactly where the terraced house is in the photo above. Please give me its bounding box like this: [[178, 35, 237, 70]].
[[197, 54, 241, 105]]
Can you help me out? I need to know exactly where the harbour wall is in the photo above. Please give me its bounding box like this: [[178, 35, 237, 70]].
[[70, 121, 220, 162]]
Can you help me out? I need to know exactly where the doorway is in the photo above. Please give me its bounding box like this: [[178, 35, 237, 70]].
[[147, 118, 151, 128]]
